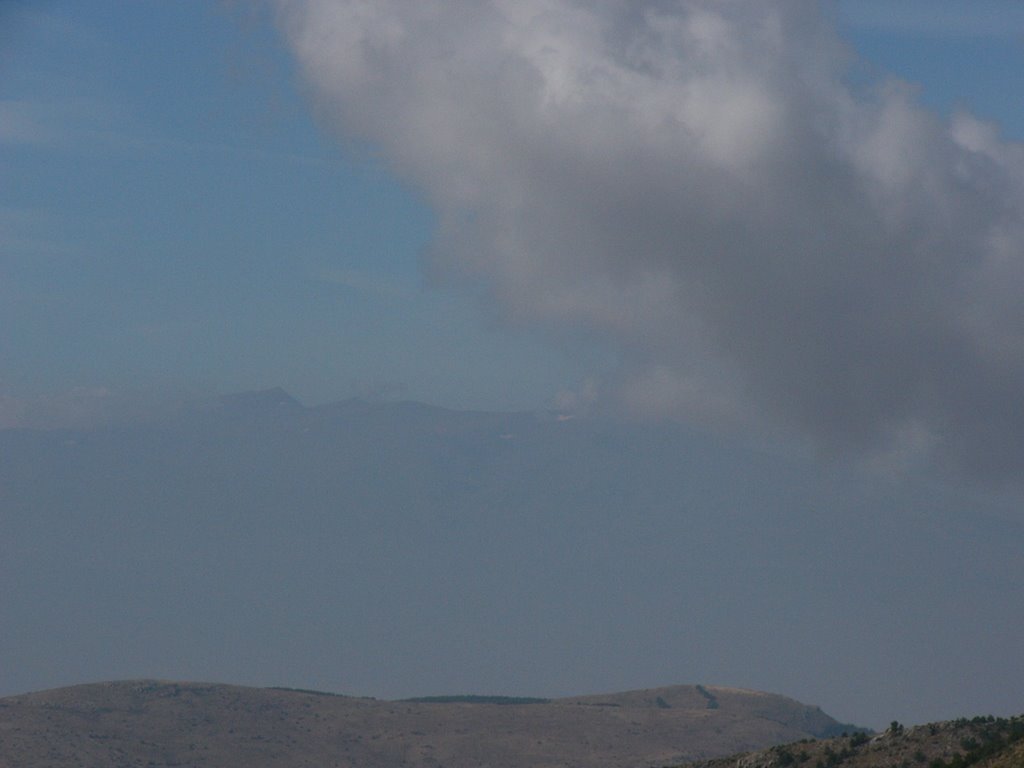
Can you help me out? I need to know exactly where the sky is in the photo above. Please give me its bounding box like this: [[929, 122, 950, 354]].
[[3, 1, 1024, 439], [3, 0, 1024, 731], [0, 0, 605, 415], [2, 1, 1024, 475]]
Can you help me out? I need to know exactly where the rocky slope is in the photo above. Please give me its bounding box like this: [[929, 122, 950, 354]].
[[680, 715, 1024, 768]]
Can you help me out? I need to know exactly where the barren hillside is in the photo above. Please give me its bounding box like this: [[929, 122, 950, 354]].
[[0, 680, 856, 768]]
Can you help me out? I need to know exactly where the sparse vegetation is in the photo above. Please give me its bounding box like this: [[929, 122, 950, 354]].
[[267, 686, 349, 698], [695, 685, 719, 710], [679, 714, 1024, 768]]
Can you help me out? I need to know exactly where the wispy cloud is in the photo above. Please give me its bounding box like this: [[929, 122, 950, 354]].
[[0, 100, 61, 145], [0, 386, 194, 430], [0, 387, 114, 430], [0, 206, 85, 264], [0, 95, 135, 150]]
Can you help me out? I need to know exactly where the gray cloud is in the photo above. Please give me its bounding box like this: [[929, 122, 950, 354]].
[[278, 0, 1024, 477]]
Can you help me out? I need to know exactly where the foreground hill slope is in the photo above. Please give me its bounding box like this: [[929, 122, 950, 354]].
[[0, 680, 856, 768], [680, 715, 1024, 768]]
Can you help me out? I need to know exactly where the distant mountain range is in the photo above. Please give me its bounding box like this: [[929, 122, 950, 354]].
[[0, 680, 860, 768]]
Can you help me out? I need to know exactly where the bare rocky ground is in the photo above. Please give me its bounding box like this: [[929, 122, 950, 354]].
[[0, 680, 854, 768]]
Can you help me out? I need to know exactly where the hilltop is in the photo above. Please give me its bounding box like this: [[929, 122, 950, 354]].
[[0, 680, 857, 768]]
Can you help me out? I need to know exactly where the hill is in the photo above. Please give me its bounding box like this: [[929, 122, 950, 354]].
[[679, 715, 1024, 768], [0, 680, 858, 768]]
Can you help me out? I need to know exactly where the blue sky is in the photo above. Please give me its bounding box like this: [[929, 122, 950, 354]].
[[3, 1, 1022, 414], [1, 1, 603, 410]]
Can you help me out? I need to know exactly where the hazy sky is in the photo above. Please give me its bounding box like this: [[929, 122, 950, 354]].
[[3, 0, 1024, 732]]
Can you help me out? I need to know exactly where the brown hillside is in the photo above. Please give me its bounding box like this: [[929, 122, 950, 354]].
[[0, 680, 854, 768]]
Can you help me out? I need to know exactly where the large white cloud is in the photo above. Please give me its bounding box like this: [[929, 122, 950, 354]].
[[277, 0, 1024, 477]]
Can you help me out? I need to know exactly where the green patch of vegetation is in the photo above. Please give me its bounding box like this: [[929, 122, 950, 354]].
[[266, 687, 349, 698], [694, 685, 719, 710], [849, 732, 870, 748], [776, 747, 796, 765], [401, 695, 551, 705]]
